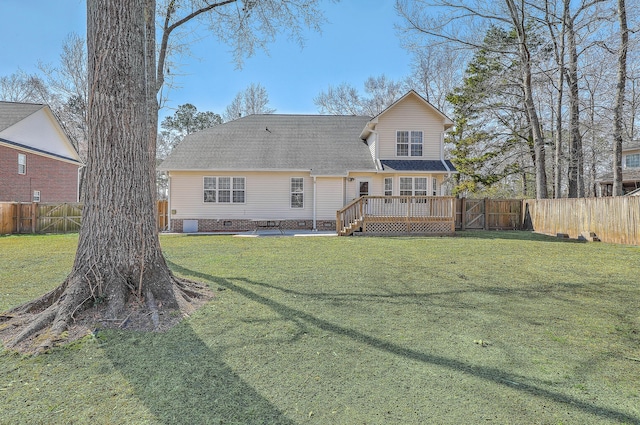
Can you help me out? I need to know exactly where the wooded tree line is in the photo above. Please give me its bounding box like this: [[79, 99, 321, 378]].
[[394, 0, 636, 199], [2, 0, 636, 201]]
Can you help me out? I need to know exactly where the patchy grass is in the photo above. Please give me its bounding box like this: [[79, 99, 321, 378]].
[[1, 232, 639, 424]]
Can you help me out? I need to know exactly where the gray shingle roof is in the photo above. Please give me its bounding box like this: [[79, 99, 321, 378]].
[[159, 114, 377, 176], [380, 159, 456, 172], [0, 101, 44, 132]]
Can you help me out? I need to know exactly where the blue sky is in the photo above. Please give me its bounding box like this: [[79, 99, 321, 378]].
[[0, 1, 413, 119]]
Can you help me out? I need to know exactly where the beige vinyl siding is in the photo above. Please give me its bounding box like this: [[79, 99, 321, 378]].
[[376, 95, 445, 160], [315, 177, 344, 220], [169, 171, 313, 220]]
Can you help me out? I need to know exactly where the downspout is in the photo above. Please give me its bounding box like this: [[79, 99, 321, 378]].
[[440, 131, 451, 195], [166, 172, 172, 232], [77, 165, 85, 202], [312, 174, 317, 231]]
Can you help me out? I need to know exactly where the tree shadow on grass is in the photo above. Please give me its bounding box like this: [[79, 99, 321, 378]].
[[102, 322, 295, 425], [166, 260, 640, 425], [453, 229, 588, 243]]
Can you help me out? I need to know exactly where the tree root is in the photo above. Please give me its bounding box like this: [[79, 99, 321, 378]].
[[0, 275, 213, 355]]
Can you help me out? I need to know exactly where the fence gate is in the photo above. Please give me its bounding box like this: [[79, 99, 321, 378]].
[[463, 199, 485, 229]]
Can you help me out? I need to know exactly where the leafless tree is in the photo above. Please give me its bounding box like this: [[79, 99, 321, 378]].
[[223, 82, 275, 121]]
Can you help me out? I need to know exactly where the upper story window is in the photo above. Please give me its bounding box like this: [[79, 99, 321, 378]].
[[626, 153, 640, 168], [204, 176, 245, 203], [396, 131, 423, 157], [291, 177, 304, 208], [18, 153, 26, 175]]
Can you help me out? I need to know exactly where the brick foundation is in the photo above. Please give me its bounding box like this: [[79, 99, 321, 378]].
[[170, 219, 336, 233]]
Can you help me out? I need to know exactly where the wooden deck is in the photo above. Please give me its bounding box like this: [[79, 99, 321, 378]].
[[337, 196, 456, 236]]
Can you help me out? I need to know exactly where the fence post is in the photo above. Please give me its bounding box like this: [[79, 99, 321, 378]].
[[460, 197, 466, 231], [484, 198, 489, 230], [32, 202, 38, 233], [16, 203, 22, 233]]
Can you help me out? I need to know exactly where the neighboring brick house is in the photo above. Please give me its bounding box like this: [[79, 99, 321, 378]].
[[0, 102, 82, 202]]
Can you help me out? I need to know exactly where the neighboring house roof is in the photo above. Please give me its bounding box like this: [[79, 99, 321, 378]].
[[0, 101, 82, 164], [159, 114, 376, 176], [381, 159, 455, 172], [0, 102, 44, 132], [623, 143, 640, 151], [598, 169, 640, 183]]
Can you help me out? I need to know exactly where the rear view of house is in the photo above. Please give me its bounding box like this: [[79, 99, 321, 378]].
[[159, 90, 456, 233], [0, 102, 82, 203]]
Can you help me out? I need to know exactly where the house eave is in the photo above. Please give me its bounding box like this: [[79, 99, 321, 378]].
[[0, 138, 83, 166]]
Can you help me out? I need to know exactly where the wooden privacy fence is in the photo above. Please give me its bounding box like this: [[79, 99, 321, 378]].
[[524, 197, 640, 245], [0, 200, 169, 235], [456, 198, 523, 230]]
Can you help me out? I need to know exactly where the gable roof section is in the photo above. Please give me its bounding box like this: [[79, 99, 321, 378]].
[[0, 101, 82, 164], [360, 90, 454, 139], [159, 114, 376, 176]]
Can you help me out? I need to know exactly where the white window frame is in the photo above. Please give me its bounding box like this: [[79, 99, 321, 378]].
[[33, 190, 41, 202], [396, 131, 423, 157], [384, 177, 393, 196], [290, 177, 304, 209], [432, 177, 438, 196], [203, 176, 245, 204], [400, 177, 429, 196], [625, 153, 640, 168], [18, 153, 26, 175]]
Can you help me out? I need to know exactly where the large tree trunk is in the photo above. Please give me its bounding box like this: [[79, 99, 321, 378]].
[[613, 0, 628, 196], [1, 0, 207, 353]]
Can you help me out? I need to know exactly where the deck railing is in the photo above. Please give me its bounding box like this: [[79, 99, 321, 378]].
[[337, 196, 456, 236]]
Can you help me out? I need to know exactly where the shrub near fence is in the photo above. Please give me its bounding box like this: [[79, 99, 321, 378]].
[[524, 197, 640, 245]]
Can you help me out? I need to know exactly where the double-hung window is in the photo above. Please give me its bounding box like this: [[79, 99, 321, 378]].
[[400, 177, 428, 196], [411, 131, 423, 156], [291, 177, 304, 208], [384, 177, 393, 196], [18, 153, 26, 175], [396, 131, 423, 157], [204, 176, 245, 203], [626, 153, 640, 168]]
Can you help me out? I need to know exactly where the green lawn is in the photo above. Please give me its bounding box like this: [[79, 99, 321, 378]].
[[1, 232, 639, 424]]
